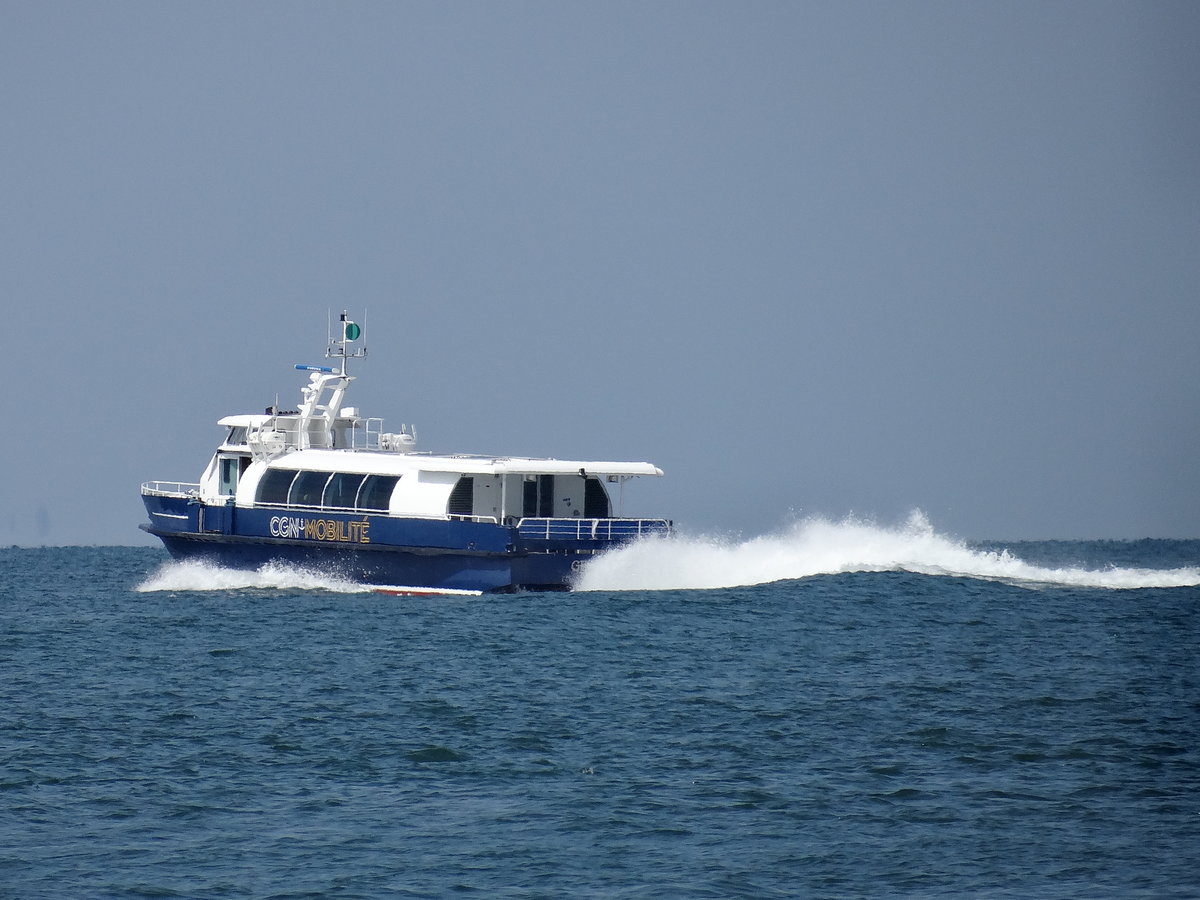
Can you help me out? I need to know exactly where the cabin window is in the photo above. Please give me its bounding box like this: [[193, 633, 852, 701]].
[[289, 471, 331, 507], [225, 426, 248, 446], [448, 477, 474, 517], [357, 474, 399, 511], [256, 468, 297, 505], [584, 477, 610, 518], [323, 472, 366, 509], [218, 457, 241, 496]]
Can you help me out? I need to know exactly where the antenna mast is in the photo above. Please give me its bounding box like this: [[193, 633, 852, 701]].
[[326, 310, 367, 375]]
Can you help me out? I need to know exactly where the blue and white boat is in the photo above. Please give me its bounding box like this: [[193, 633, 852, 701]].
[[140, 314, 670, 594]]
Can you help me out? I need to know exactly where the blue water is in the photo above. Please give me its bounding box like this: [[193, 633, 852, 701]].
[[3, 525, 1199, 897]]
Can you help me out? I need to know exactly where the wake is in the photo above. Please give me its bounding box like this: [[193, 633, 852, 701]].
[[573, 511, 1200, 592], [136, 559, 367, 593], [135, 514, 1200, 594]]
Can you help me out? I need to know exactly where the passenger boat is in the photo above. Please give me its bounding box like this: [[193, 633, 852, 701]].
[[140, 314, 670, 593]]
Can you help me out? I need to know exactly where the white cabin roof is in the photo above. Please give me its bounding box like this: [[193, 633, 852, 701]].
[[263, 449, 662, 478]]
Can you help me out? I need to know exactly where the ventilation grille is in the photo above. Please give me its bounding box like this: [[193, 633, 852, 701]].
[[448, 477, 474, 517]]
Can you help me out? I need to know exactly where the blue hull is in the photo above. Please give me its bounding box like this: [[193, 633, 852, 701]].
[[148, 531, 540, 592], [142, 495, 667, 592]]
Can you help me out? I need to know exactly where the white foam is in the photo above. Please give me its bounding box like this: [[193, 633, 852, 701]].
[[572, 511, 1200, 592], [135, 559, 368, 593]]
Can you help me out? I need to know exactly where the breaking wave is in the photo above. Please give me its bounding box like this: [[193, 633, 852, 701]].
[[573, 511, 1200, 592]]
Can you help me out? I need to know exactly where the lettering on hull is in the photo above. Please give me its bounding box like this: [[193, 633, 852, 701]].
[[268, 515, 371, 543]]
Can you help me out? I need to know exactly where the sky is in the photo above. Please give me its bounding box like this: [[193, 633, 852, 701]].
[[2, 1, 1198, 545]]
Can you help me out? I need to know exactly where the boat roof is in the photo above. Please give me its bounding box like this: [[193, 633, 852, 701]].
[[262, 449, 662, 478]]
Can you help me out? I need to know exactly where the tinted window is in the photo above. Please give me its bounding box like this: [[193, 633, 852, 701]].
[[324, 472, 366, 509], [357, 474, 399, 511], [256, 468, 296, 505], [289, 471, 331, 507]]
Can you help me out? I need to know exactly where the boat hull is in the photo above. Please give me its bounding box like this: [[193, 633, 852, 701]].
[[141, 495, 667, 592], [147, 529, 531, 592]]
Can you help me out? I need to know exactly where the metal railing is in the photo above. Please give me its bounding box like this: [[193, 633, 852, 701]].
[[141, 481, 200, 498], [516, 517, 672, 542], [349, 417, 384, 449]]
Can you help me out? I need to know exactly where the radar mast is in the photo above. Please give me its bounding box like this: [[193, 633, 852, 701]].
[[326, 310, 367, 375]]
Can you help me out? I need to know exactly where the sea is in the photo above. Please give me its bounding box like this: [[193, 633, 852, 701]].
[[3, 514, 1198, 898]]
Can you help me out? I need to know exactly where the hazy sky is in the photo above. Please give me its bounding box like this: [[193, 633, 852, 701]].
[[3, 1, 1198, 545]]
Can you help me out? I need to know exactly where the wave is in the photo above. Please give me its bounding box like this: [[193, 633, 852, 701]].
[[135, 559, 367, 594], [572, 511, 1200, 592]]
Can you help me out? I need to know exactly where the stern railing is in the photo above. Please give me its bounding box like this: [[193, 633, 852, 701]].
[[141, 481, 200, 498], [517, 517, 672, 542]]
